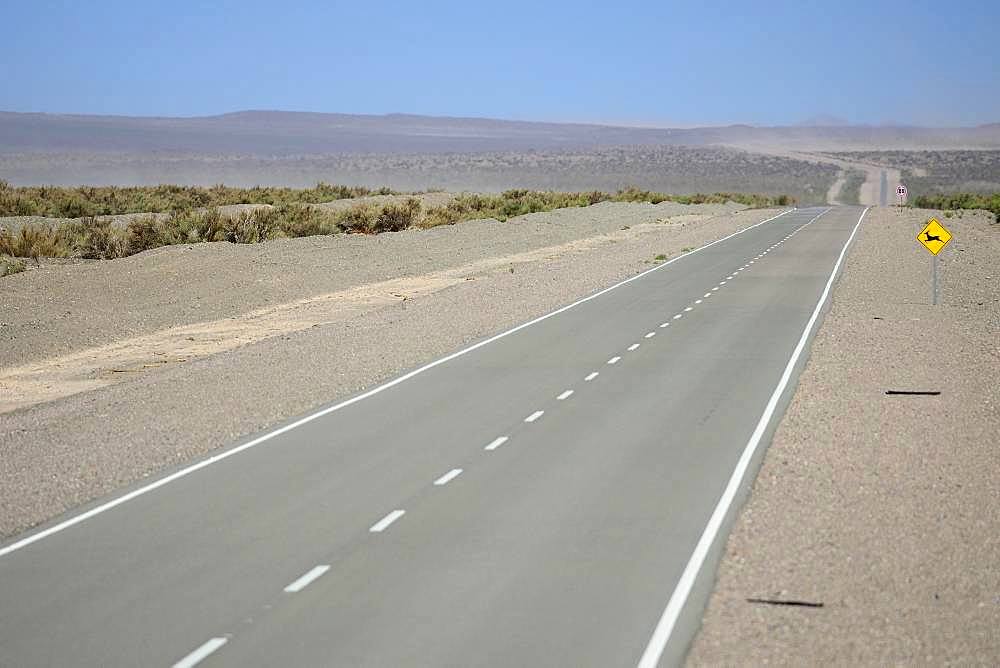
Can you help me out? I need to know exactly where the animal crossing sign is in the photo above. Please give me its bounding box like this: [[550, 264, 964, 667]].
[[916, 218, 952, 255]]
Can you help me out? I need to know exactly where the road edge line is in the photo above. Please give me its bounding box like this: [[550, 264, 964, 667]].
[[0, 207, 795, 558], [635, 206, 869, 668]]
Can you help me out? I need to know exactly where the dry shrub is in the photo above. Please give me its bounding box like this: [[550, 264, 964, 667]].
[[224, 209, 281, 244], [0, 224, 69, 259], [64, 218, 129, 259]]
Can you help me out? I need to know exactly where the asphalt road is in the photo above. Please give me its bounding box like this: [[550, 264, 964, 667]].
[[0, 206, 866, 667], [880, 169, 888, 206]]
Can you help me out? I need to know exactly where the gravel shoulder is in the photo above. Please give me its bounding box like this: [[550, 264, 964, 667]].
[[0, 200, 761, 539], [689, 207, 1000, 664]]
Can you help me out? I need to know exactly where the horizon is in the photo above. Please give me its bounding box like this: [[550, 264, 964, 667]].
[[2, 1, 998, 127], [2, 107, 997, 131]]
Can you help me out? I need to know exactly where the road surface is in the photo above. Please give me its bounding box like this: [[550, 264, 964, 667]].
[[0, 206, 867, 667]]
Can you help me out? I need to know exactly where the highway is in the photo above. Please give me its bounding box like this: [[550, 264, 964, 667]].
[[0, 206, 867, 667]]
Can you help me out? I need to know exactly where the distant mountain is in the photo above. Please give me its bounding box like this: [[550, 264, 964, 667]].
[[796, 115, 852, 127], [1, 110, 999, 155]]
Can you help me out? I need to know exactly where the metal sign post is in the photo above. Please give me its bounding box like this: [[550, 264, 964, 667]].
[[932, 253, 939, 305], [916, 218, 952, 305]]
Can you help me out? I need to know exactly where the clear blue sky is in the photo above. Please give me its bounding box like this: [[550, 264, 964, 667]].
[[2, 0, 997, 126]]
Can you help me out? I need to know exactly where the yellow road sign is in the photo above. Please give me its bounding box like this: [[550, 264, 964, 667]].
[[917, 218, 952, 255]]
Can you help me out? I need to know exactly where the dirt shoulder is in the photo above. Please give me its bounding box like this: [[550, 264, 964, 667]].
[[689, 207, 1000, 664], [0, 201, 767, 539]]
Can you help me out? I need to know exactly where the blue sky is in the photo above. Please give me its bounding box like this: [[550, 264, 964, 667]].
[[2, 0, 997, 126]]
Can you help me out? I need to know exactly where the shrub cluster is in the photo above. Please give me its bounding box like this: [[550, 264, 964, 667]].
[[0, 198, 424, 260], [913, 192, 1000, 222], [0, 186, 793, 260], [420, 188, 791, 228], [0, 180, 391, 218]]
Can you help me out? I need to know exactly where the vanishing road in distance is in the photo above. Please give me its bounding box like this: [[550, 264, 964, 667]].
[[0, 206, 867, 667]]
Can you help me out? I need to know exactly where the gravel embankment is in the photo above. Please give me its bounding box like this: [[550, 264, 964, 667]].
[[0, 201, 761, 538], [689, 207, 999, 665]]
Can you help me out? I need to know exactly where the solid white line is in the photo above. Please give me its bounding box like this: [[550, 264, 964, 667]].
[[645, 332, 656, 339], [433, 468, 463, 486], [370, 509, 405, 533], [173, 637, 228, 668], [284, 565, 330, 593], [484, 436, 509, 451], [584, 372, 599, 381], [628, 343, 640, 351], [635, 206, 855, 668], [0, 209, 795, 559], [557, 390, 574, 400], [524, 410, 544, 423], [608, 356, 621, 364]]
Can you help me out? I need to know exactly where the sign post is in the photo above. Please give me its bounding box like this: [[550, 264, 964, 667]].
[[896, 184, 907, 206], [916, 218, 953, 305]]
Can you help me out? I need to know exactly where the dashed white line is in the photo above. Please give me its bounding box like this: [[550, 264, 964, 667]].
[[726, 275, 734, 280], [484, 436, 509, 451], [608, 356, 621, 364], [628, 343, 641, 351], [0, 209, 801, 560], [557, 389, 574, 400], [694, 299, 702, 304], [433, 468, 463, 486], [585, 372, 599, 381], [673, 314, 683, 320], [718, 281, 727, 285], [660, 322, 670, 328], [173, 637, 228, 668], [524, 410, 544, 423], [711, 287, 719, 291], [749, 260, 755, 264], [703, 293, 711, 298], [645, 332, 656, 339], [683, 306, 693, 312], [284, 565, 330, 593], [370, 509, 405, 533]]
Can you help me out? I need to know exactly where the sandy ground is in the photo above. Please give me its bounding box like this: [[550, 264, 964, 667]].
[[0, 200, 763, 539], [689, 207, 1000, 665], [0, 212, 719, 413]]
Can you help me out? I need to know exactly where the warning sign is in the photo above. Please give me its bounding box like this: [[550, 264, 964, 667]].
[[916, 218, 952, 256]]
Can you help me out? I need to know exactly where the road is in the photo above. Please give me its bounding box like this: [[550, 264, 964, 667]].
[[0, 206, 867, 667]]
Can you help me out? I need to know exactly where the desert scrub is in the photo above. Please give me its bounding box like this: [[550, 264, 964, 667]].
[[0, 224, 70, 259], [420, 188, 792, 228], [1, 255, 26, 276], [914, 192, 1000, 222], [0, 198, 424, 259], [1, 187, 790, 259], [0, 180, 393, 218]]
